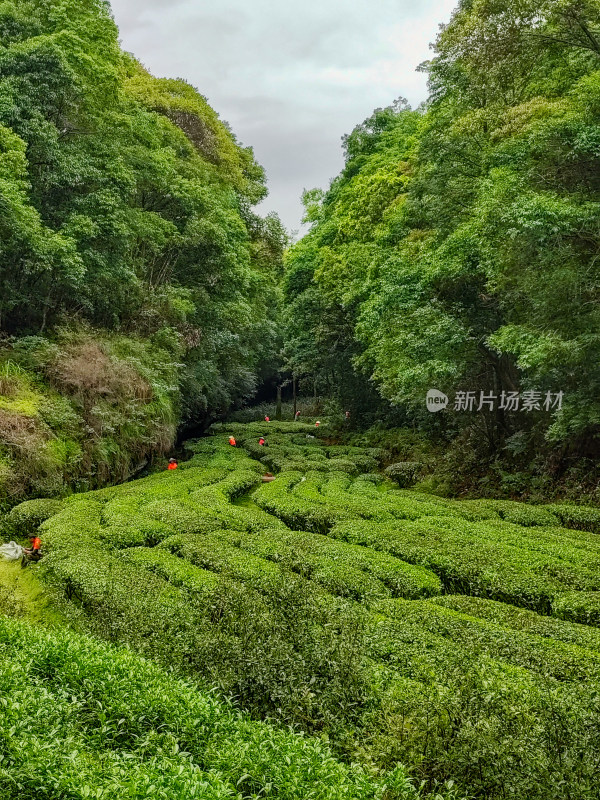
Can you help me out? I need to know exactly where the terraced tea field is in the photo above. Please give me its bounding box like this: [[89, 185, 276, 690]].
[[8, 422, 600, 799]]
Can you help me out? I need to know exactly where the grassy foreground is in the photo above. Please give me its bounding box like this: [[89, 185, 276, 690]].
[[3, 421, 600, 798]]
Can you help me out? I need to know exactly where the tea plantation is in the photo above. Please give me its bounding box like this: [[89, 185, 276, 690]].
[[0, 617, 398, 800], [4, 421, 600, 799]]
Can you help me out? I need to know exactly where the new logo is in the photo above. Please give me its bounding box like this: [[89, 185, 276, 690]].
[[426, 389, 448, 412]]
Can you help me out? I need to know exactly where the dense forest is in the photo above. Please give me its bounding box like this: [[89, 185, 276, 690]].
[[284, 0, 600, 497], [1, 0, 600, 502], [0, 0, 284, 503]]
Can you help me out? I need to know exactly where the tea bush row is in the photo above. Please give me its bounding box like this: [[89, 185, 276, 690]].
[[371, 597, 600, 682], [328, 517, 600, 615], [433, 594, 600, 652], [121, 546, 221, 594], [217, 527, 441, 601], [218, 422, 381, 475], [253, 472, 343, 533], [364, 644, 600, 800], [0, 616, 401, 800], [294, 472, 396, 522], [545, 503, 600, 533], [157, 533, 283, 591], [553, 591, 600, 626], [3, 498, 64, 536]]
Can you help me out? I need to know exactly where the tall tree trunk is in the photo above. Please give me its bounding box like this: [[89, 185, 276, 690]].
[[293, 373, 297, 418]]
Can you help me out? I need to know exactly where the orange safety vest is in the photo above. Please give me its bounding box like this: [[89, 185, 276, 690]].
[[167, 462, 178, 470], [258, 438, 265, 446], [31, 537, 41, 551], [229, 437, 236, 446]]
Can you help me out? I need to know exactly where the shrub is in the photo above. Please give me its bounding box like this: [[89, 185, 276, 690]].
[[1, 330, 180, 505], [218, 527, 441, 601], [254, 473, 344, 533], [373, 598, 600, 682], [0, 616, 394, 800], [217, 528, 391, 601], [144, 499, 216, 534], [384, 462, 421, 488], [433, 594, 600, 652], [328, 517, 600, 614], [355, 472, 383, 484], [32, 419, 600, 799], [546, 503, 600, 534], [486, 500, 559, 527], [368, 654, 600, 800], [5, 498, 64, 536], [121, 547, 221, 594], [159, 533, 283, 591], [553, 592, 600, 627]]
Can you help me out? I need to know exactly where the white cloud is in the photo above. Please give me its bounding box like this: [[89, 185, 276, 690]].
[[108, 0, 457, 231]]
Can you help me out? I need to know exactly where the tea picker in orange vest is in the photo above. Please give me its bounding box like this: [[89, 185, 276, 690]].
[[27, 534, 41, 556], [264, 415, 270, 422], [22, 534, 42, 566], [258, 436, 266, 446], [229, 436, 237, 446], [167, 458, 178, 470], [315, 421, 320, 428]]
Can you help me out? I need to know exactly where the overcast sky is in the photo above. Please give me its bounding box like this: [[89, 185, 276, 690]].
[[108, 0, 457, 234]]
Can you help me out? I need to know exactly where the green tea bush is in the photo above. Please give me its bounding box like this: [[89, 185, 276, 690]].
[[122, 546, 221, 593], [254, 473, 344, 533], [433, 595, 600, 652], [442, 498, 501, 522], [346, 484, 464, 522], [355, 472, 383, 484], [216, 528, 391, 601], [299, 472, 395, 522], [373, 598, 600, 681], [368, 652, 600, 800], [144, 499, 216, 534], [546, 503, 600, 533], [0, 616, 398, 800], [219, 527, 441, 601], [553, 592, 600, 627], [486, 500, 559, 527], [222, 423, 379, 476], [159, 533, 283, 590], [4, 498, 63, 535], [329, 517, 600, 613], [384, 462, 421, 488]]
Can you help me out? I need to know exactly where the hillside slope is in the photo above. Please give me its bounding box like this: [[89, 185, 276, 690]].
[[9, 421, 599, 800]]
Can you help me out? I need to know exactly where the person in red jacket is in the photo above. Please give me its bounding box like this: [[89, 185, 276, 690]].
[[229, 436, 237, 447], [167, 458, 178, 470], [264, 415, 270, 422], [258, 436, 266, 446]]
